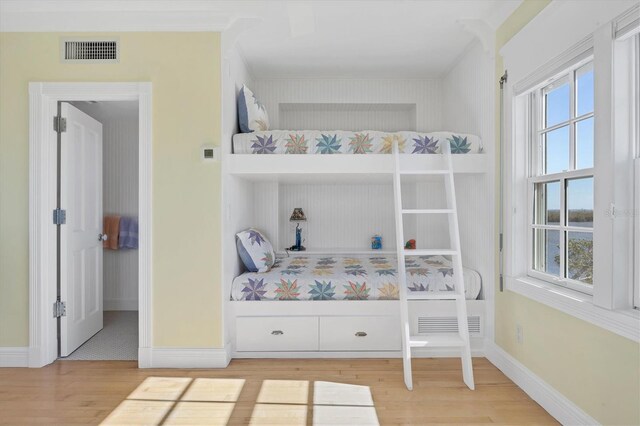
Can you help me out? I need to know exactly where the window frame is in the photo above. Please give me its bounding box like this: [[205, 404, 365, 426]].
[[526, 60, 595, 295]]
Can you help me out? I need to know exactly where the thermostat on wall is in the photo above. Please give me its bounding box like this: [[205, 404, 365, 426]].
[[201, 145, 220, 162]]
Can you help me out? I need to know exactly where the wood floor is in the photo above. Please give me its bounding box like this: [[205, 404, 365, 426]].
[[0, 358, 557, 425]]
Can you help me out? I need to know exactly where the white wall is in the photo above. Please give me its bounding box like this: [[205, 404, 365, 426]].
[[252, 79, 442, 132], [72, 101, 139, 311], [441, 39, 495, 303]]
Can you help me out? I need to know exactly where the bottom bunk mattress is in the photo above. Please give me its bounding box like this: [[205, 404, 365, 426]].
[[231, 254, 481, 301]]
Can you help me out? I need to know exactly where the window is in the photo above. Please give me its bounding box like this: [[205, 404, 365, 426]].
[[529, 62, 594, 294]]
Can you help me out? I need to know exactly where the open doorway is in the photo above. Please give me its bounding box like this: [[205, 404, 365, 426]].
[[29, 82, 152, 368], [57, 101, 139, 361]]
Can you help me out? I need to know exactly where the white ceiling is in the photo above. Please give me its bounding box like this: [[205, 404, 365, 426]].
[[233, 1, 522, 79], [0, 0, 522, 78]]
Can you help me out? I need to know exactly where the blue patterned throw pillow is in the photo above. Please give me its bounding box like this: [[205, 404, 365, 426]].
[[237, 85, 270, 133], [236, 228, 275, 273]]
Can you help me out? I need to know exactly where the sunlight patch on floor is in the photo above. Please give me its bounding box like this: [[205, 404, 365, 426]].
[[249, 403, 308, 426], [100, 376, 379, 425], [127, 377, 192, 401], [164, 401, 236, 425], [256, 379, 309, 405], [313, 381, 374, 406], [100, 377, 245, 426], [182, 378, 246, 402]]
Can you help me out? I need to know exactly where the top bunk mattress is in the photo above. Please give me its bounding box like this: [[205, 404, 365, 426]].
[[231, 254, 481, 301], [233, 131, 482, 155]]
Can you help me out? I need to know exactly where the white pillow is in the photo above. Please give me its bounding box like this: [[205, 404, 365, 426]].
[[236, 228, 275, 273], [237, 85, 269, 133]]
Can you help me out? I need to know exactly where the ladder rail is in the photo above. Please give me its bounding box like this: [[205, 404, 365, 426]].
[[444, 142, 475, 390], [394, 140, 475, 391], [392, 140, 413, 391]]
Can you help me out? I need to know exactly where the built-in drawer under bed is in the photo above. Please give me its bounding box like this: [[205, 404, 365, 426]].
[[231, 254, 481, 301]]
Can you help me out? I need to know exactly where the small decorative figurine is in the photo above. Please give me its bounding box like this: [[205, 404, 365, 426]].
[[371, 235, 382, 250], [405, 239, 416, 249]]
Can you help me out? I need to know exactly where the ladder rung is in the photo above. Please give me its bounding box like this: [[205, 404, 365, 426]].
[[402, 209, 454, 214], [403, 249, 458, 256], [400, 169, 449, 175], [409, 334, 465, 348], [406, 291, 463, 300]]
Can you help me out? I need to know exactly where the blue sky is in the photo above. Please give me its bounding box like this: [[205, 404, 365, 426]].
[[544, 70, 594, 211]]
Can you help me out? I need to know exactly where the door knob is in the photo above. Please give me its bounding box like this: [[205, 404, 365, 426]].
[[99, 233, 108, 242]]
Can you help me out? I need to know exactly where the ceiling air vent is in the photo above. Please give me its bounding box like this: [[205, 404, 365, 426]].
[[418, 316, 481, 335], [61, 39, 119, 63]]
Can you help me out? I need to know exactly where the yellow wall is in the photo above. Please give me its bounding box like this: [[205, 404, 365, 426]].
[[495, 3, 640, 425], [0, 32, 223, 348]]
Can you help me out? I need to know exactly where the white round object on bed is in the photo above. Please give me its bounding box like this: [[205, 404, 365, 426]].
[[464, 268, 482, 300]]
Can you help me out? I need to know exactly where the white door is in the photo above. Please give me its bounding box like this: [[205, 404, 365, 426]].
[[60, 103, 104, 357]]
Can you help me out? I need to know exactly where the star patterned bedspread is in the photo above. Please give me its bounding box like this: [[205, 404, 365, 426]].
[[231, 254, 481, 301], [232, 131, 482, 155]]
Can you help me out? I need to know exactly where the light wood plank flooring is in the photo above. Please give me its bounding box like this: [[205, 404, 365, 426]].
[[0, 358, 557, 425]]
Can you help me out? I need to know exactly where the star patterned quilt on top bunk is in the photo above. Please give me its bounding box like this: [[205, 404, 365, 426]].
[[232, 131, 482, 154], [231, 254, 481, 301]]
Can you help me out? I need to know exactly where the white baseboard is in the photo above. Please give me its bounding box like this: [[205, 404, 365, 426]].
[[138, 347, 231, 369], [0, 347, 29, 367], [104, 299, 138, 311], [485, 342, 598, 426]]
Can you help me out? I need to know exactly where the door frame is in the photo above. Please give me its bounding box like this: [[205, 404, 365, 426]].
[[28, 82, 152, 367]]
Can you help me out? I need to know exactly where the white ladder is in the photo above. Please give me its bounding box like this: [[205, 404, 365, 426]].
[[392, 140, 475, 391]]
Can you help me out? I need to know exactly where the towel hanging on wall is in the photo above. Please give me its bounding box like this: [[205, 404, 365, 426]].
[[119, 216, 139, 249], [103, 215, 121, 250]]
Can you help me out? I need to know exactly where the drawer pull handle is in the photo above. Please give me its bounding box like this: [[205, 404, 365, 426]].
[[355, 331, 367, 337], [271, 330, 284, 336]]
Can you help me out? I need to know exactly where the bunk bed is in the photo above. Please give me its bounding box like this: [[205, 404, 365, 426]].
[[225, 128, 489, 358], [227, 130, 488, 176]]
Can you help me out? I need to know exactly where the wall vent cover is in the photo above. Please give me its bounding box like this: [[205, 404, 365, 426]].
[[61, 39, 119, 63], [418, 316, 481, 335]]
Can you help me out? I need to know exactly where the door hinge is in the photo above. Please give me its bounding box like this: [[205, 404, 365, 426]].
[[53, 116, 67, 133], [53, 300, 66, 318], [499, 274, 504, 292], [53, 208, 66, 225], [499, 233, 503, 251]]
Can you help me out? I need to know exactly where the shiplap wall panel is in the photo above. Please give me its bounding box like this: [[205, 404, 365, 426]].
[[280, 106, 416, 132], [278, 184, 397, 251], [442, 40, 494, 300], [252, 79, 442, 132], [102, 114, 139, 311], [443, 40, 492, 152]]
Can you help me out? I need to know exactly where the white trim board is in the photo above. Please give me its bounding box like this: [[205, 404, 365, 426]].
[[139, 348, 231, 369], [28, 82, 153, 368], [0, 347, 29, 368], [485, 342, 599, 426], [508, 277, 640, 342]]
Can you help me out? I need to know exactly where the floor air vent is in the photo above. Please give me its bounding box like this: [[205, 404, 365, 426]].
[[62, 39, 119, 63], [418, 316, 481, 334]]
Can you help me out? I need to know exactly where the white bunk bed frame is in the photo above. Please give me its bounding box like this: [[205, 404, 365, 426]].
[[224, 151, 488, 359]]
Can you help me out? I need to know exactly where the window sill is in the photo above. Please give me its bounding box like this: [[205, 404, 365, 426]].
[[507, 276, 639, 342]]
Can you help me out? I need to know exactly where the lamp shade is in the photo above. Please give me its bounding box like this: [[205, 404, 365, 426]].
[[289, 208, 307, 222]]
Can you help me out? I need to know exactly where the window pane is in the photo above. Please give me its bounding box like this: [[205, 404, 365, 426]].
[[567, 177, 593, 227], [576, 68, 594, 116], [533, 228, 560, 276], [567, 231, 593, 284], [545, 83, 570, 127], [534, 181, 560, 225], [544, 125, 570, 174], [576, 117, 594, 169]]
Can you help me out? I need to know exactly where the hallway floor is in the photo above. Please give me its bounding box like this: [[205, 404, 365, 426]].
[[63, 311, 138, 361]]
